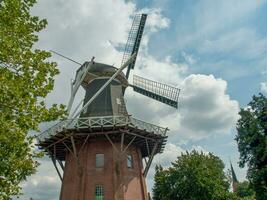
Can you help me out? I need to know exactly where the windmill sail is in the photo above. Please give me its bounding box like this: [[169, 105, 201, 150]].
[[121, 14, 147, 79], [132, 75, 180, 108]]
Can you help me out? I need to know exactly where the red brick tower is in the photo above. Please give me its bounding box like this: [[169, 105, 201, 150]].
[[37, 14, 180, 200]]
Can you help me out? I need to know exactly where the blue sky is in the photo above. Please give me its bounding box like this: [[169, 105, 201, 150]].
[[19, 0, 267, 199], [140, 0, 267, 106]]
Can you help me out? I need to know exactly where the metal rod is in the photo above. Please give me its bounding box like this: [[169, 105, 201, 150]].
[[50, 50, 82, 66], [73, 52, 137, 119]]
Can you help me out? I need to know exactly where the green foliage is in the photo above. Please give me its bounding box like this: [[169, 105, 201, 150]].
[[236, 94, 267, 200], [153, 150, 240, 200], [236, 181, 255, 199], [0, 0, 66, 199]]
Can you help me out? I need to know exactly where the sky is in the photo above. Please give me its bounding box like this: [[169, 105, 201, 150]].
[[20, 0, 267, 199]]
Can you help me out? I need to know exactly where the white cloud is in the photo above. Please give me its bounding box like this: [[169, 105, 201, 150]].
[[134, 74, 240, 141], [179, 74, 239, 139], [33, 0, 135, 62], [182, 51, 196, 65], [140, 8, 170, 33], [190, 145, 209, 155], [261, 82, 267, 93], [134, 55, 187, 85], [20, 158, 61, 200], [153, 143, 184, 167]]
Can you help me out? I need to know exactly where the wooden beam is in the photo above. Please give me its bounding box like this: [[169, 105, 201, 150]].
[[105, 134, 119, 152], [70, 136, 78, 157], [51, 156, 63, 182], [119, 129, 156, 142], [58, 160, 65, 171], [62, 141, 74, 156], [143, 142, 158, 177], [79, 134, 90, 154], [120, 133, 125, 151], [70, 136, 81, 167], [122, 136, 136, 154], [45, 134, 72, 149], [145, 139, 150, 156], [54, 144, 57, 158], [144, 157, 148, 165]]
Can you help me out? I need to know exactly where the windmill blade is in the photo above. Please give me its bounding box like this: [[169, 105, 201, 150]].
[[121, 14, 147, 79], [131, 75, 180, 108]]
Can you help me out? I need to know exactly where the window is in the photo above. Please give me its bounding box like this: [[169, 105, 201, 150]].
[[95, 185, 104, 200], [127, 154, 133, 168], [96, 154, 104, 168]]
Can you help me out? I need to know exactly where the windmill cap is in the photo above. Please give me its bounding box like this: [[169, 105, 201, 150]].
[[75, 61, 128, 87]]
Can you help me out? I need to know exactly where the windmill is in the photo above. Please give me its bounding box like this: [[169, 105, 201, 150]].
[[38, 14, 180, 200]]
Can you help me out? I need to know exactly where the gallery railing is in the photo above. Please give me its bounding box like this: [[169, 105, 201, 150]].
[[37, 115, 168, 142]]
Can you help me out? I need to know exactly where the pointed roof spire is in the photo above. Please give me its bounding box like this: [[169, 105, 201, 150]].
[[230, 159, 238, 192], [230, 160, 238, 183]]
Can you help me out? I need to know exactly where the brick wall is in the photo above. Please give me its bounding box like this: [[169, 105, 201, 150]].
[[60, 140, 148, 200]]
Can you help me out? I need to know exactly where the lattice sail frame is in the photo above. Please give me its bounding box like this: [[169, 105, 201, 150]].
[[132, 75, 180, 108], [121, 14, 147, 79]]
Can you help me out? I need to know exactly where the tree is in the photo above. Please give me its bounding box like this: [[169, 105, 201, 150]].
[[0, 0, 65, 199], [236, 181, 255, 200], [153, 165, 171, 200], [153, 150, 240, 200], [235, 94, 267, 200]]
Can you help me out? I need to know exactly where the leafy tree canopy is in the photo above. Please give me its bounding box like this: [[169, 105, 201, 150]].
[[236, 181, 255, 200], [236, 94, 267, 200], [0, 0, 65, 199], [153, 150, 239, 200]]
